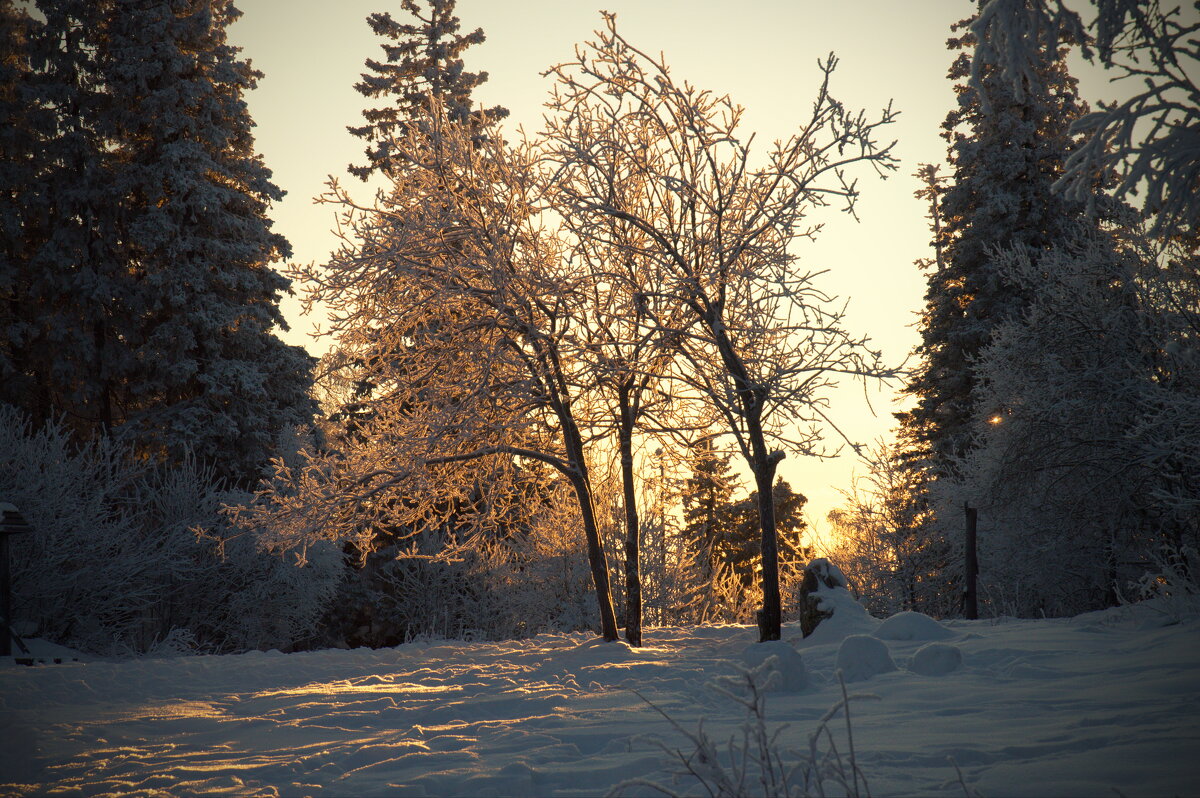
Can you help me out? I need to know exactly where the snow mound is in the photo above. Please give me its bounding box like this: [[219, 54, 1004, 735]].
[[873, 611, 956, 641], [741, 640, 807, 692], [836, 634, 897, 682], [908, 642, 963, 676]]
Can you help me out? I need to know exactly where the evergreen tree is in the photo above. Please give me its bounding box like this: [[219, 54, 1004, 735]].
[[348, 0, 507, 180], [2, 0, 313, 486], [899, 12, 1094, 478], [681, 438, 739, 593], [0, 0, 39, 416], [720, 479, 809, 596], [680, 441, 809, 619], [97, 0, 315, 486], [6, 0, 129, 436]]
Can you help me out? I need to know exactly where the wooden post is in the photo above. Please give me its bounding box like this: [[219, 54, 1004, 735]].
[[964, 502, 978, 620], [1, 503, 31, 657], [0, 531, 10, 657]]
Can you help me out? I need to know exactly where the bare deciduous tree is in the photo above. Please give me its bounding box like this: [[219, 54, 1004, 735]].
[[541, 14, 901, 641], [249, 106, 623, 641]]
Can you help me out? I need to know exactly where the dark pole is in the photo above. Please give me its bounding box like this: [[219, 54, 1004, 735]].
[[0, 503, 31, 657], [964, 502, 979, 620], [0, 531, 10, 657]]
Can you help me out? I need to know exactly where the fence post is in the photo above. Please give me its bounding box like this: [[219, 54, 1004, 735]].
[[1, 503, 31, 657], [964, 502, 978, 620]]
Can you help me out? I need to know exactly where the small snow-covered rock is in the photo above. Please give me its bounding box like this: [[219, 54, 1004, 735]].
[[873, 611, 956, 641], [797, 558, 856, 638], [742, 640, 808, 691], [908, 642, 963, 676], [836, 634, 897, 682]]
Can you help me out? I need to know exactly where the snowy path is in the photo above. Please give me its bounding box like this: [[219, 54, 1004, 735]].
[[2, 601, 1198, 796]]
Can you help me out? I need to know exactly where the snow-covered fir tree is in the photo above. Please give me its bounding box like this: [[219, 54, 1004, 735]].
[[2, 0, 314, 486], [943, 226, 1158, 615], [97, 0, 315, 486], [970, 0, 1199, 240], [898, 11, 1097, 479], [347, 0, 507, 180], [3, 0, 132, 436], [895, 2, 1197, 616], [680, 439, 739, 620]]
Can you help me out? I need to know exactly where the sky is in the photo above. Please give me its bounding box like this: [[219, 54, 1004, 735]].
[[226, 0, 1121, 537]]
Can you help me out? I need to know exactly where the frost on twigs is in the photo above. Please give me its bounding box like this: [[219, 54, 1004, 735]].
[[971, 0, 1200, 237], [611, 666, 879, 797], [541, 12, 902, 642], [1123, 544, 1200, 625]]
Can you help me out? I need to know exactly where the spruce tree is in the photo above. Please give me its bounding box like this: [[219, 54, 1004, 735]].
[[2, 0, 313, 486], [348, 0, 507, 180], [9, 0, 130, 435], [722, 480, 809, 597], [681, 438, 739, 593], [899, 13, 1094, 478], [98, 0, 315, 486], [680, 441, 809, 620]]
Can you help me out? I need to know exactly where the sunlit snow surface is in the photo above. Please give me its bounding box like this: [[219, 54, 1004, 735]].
[[2, 599, 1198, 797]]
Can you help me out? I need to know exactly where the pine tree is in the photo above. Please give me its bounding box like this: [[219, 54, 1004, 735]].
[[2, 0, 313, 486], [899, 12, 1094, 478], [9, 0, 133, 436], [0, 0, 39, 416], [348, 0, 507, 180], [97, 0, 315, 486], [681, 438, 739, 594]]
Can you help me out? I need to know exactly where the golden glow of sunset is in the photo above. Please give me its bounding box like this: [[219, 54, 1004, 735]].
[[227, 0, 1121, 533]]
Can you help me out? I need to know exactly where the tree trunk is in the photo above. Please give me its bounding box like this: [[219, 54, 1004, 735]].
[[753, 461, 782, 641], [574, 473, 620, 641], [561, 418, 619, 642], [618, 386, 642, 647], [963, 502, 978, 620]]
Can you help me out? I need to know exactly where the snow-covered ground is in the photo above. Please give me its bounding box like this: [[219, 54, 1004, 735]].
[[2, 597, 1198, 797]]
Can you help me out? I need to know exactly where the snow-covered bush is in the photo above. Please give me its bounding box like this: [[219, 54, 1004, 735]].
[[836, 635, 896, 683], [486, 481, 601, 636], [1123, 543, 1200, 624], [320, 536, 499, 647], [312, 477, 604, 647], [872, 611, 955, 642], [940, 233, 1199, 617], [0, 408, 340, 654], [908, 642, 963, 676], [741, 641, 808, 693]]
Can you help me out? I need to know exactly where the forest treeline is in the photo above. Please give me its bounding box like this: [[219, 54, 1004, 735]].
[[1, 0, 1196, 655]]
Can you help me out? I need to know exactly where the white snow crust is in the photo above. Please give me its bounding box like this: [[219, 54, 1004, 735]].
[[2, 598, 1198, 797]]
